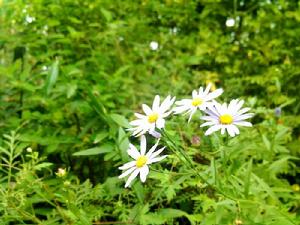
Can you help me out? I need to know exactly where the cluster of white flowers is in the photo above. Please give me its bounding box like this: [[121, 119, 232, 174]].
[[119, 84, 254, 187]]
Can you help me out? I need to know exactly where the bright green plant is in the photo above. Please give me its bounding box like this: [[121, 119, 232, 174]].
[[0, 0, 300, 224]]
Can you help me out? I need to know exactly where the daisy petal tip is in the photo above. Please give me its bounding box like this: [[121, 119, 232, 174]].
[[204, 131, 211, 136]]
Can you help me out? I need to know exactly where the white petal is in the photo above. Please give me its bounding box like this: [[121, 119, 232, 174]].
[[235, 113, 254, 121], [236, 107, 251, 116], [234, 121, 252, 127], [142, 104, 152, 115], [130, 119, 144, 126], [127, 144, 140, 159], [162, 110, 173, 118], [140, 135, 147, 155], [198, 102, 212, 111], [200, 121, 217, 127], [148, 123, 156, 132], [134, 113, 146, 119], [200, 115, 218, 121], [160, 96, 176, 113], [159, 95, 170, 110], [230, 125, 240, 135], [148, 155, 168, 163], [145, 140, 160, 157], [192, 90, 198, 98], [226, 125, 236, 137], [235, 99, 244, 112], [152, 95, 160, 111], [220, 103, 228, 114], [156, 118, 165, 129], [206, 88, 223, 101], [131, 128, 142, 137], [205, 125, 222, 136], [132, 127, 146, 137], [173, 104, 190, 114], [118, 161, 136, 170], [175, 99, 191, 105], [148, 147, 166, 160], [203, 83, 212, 95], [228, 99, 238, 113], [125, 169, 139, 188], [221, 127, 226, 135], [149, 130, 161, 138], [119, 166, 136, 179], [139, 166, 149, 182], [207, 105, 221, 117], [198, 86, 204, 95], [188, 108, 197, 123]]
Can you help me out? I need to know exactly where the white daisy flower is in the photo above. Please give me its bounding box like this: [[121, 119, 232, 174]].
[[118, 135, 167, 188], [200, 99, 254, 137], [173, 83, 223, 122], [128, 95, 176, 137]]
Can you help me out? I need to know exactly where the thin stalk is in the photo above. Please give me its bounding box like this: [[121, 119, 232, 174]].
[[7, 132, 15, 189], [162, 130, 237, 201], [150, 168, 193, 176]]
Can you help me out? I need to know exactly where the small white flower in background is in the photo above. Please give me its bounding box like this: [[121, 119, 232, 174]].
[[56, 168, 67, 177], [150, 41, 159, 51], [25, 15, 35, 24], [226, 18, 235, 27], [128, 95, 175, 136], [119, 135, 167, 188], [26, 147, 33, 153], [63, 181, 71, 187], [200, 99, 254, 137], [173, 83, 223, 122]]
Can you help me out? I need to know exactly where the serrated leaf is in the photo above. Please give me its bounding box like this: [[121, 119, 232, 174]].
[[262, 134, 271, 151]]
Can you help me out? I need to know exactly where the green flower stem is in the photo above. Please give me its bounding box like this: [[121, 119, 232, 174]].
[[161, 130, 237, 202], [7, 131, 16, 189]]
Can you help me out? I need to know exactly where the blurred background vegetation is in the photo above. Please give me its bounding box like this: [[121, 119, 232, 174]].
[[0, 0, 300, 224]]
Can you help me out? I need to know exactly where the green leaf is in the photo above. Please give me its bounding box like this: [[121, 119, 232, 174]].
[[84, 85, 107, 121], [133, 182, 145, 203], [262, 134, 271, 151], [211, 157, 217, 185], [66, 83, 77, 98], [110, 114, 130, 128], [157, 208, 194, 224], [101, 8, 112, 22], [244, 158, 252, 198], [118, 127, 129, 160], [34, 162, 53, 171], [45, 59, 59, 95], [93, 132, 108, 144], [73, 144, 113, 156]]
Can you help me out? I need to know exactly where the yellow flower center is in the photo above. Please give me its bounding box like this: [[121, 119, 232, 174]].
[[219, 114, 233, 125], [192, 97, 203, 107], [136, 156, 147, 168], [148, 113, 158, 123]]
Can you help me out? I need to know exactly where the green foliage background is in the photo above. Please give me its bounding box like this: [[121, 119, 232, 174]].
[[0, 0, 300, 224]]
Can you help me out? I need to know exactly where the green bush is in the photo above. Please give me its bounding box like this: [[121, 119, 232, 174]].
[[0, 0, 299, 224]]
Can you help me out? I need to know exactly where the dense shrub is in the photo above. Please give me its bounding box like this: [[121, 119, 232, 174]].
[[0, 0, 299, 224]]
